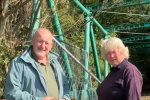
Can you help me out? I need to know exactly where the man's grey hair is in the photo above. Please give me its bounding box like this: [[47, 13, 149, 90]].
[[100, 37, 129, 60]]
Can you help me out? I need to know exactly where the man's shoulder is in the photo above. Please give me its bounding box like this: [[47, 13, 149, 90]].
[[10, 55, 26, 66], [12, 55, 22, 61], [12, 47, 30, 63]]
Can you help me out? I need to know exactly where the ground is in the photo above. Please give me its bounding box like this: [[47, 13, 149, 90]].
[[141, 96, 150, 100]]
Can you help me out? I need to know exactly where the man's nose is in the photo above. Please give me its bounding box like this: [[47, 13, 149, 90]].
[[41, 42, 46, 48]]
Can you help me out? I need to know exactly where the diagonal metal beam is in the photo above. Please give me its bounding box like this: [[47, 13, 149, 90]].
[[85, 0, 150, 11], [122, 36, 150, 42], [104, 22, 150, 32], [136, 48, 150, 54], [128, 44, 150, 49]]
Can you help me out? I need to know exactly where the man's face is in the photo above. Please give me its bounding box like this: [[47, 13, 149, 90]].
[[106, 48, 125, 67], [32, 31, 53, 59]]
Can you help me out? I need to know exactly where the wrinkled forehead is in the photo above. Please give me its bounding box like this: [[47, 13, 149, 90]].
[[34, 31, 52, 39], [106, 48, 120, 54], [104, 44, 119, 54], [37, 36, 52, 42], [105, 47, 115, 52], [36, 32, 51, 37]]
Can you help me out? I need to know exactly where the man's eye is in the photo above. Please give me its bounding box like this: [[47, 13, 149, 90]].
[[38, 41, 43, 43]]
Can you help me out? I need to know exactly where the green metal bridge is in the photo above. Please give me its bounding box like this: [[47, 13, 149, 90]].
[[29, 0, 150, 99]]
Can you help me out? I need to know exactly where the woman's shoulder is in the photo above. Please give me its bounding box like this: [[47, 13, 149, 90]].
[[123, 61, 142, 77]]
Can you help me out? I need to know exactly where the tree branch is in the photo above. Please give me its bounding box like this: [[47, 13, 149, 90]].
[[5, 0, 31, 18], [3, 0, 9, 13], [0, 0, 3, 17]]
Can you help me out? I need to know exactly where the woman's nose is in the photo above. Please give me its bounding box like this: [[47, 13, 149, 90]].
[[110, 53, 115, 58]]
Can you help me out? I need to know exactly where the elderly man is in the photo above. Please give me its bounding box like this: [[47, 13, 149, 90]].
[[5, 28, 70, 100]]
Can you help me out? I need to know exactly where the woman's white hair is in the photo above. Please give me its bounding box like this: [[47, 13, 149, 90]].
[[100, 37, 129, 60]]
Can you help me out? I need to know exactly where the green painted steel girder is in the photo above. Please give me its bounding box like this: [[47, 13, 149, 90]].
[[83, 16, 90, 91], [70, 0, 109, 36], [104, 60, 108, 78], [90, 24, 102, 81], [104, 22, 150, 32], [85, 0, 150, 11], [136, 48, 150, 53], [29, 0, 41, 41], [128, 44, 150, 49], [122, 36, 150, 42]]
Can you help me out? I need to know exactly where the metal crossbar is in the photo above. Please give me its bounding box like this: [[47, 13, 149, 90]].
[[52, 37, 100, 100]]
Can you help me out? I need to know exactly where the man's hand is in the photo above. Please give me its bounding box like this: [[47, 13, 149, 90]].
[[59, 99, 66, 100], [43, 97, 54, 100]]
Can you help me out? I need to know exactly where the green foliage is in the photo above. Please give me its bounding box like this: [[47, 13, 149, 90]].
[[0, 26, 29, 99]]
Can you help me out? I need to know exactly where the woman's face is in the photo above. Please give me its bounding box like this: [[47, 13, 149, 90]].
[[106, 48, 125, 67]]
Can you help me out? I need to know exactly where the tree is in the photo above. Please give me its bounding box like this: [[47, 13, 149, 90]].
[[0, 0, 31, 34]]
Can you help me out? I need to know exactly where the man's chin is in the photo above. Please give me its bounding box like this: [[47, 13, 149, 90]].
[[36, 54, 46, 58]]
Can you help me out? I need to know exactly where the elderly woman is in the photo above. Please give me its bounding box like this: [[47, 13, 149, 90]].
[[96, 37, 143, 100]]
